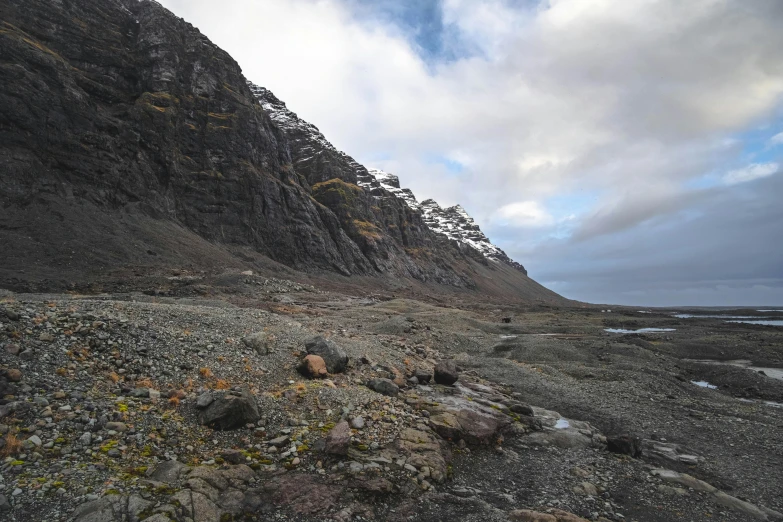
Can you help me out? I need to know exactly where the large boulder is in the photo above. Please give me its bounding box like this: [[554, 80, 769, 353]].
[[305, 336, 348, 374], [298, 354, 328, 378], [429, 408, 508, 445], [366, 378, 399, 397], [434, 360, 459, 385], [198, 388, 260, 430]]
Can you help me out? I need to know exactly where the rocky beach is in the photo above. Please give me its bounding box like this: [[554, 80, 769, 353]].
[[1, 277, 781, 521]]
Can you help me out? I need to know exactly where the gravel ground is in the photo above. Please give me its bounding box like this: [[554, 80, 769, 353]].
[[0, 278, 781, 522]]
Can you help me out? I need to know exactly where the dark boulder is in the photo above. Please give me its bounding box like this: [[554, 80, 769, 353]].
[[305, 336, 348, 374], [509, 402, 534, 416], [366, 378, 400, 397], [434, 360, 459, 385], [198, 388, 260, 430], [414, 369, 432, 384], [607, 435, 642, 458]]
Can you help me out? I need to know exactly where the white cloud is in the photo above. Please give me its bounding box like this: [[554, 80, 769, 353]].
[[492, 201, 553, 227], [722, 163, 779, 185], [770, 132, 783, 146]]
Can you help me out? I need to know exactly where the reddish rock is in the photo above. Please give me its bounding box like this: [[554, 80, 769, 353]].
[[4, 344, 21, 356], [266, 474, 343, 515], [298, 354, 328, 378], [6, 369, 22, 382], [167, 389, 187, 399], [324, 420, 351, 455]]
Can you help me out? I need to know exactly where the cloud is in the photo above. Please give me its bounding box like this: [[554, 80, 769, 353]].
[[722, 163, 779, 185], [155, 0, 783, 304], [770, 132, 783, 146], [492, 201, 553, 227]]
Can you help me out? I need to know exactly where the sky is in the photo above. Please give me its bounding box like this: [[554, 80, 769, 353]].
[[157, 0, 783, 306]]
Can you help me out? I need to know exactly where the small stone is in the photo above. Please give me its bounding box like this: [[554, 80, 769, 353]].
[[324, 421, 351, 455], [221, 449, 245, 464], [4, 344, 20, 356], [6, 369, 22, 382], [196, 392, 214, 409], [366, 378, 399, 397], [243, 331, 271, 355], [148, 389, 161, 400], [350, 416, 365, 429], [79, 432, 92, 445], [25, 435, 42, 448], [267, 435, 289, 447], [291, 457, 300, 466], [131, 387, 150, 398], [39, 333, 55, 342], [105, 422, 128, 432]]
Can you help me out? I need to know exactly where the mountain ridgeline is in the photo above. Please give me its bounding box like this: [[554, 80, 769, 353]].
[[0, 0, 559, 301]]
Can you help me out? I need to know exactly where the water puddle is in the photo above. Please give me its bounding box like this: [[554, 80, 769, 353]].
[[674, 314, 763, 319], [671, 313, 782, 326], [686, 359, 783, 381], [604, 328, 676, 334], [691, 381, 717, 389], [736, 398, 783, 408], [726, 320, 783, 326], [554, 419, 570, 429]]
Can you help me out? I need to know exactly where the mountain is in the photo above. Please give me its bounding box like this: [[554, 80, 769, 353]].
[[0, 0, 561, 303], [357, 169, 528, 274], [249, 84, 527, 273]]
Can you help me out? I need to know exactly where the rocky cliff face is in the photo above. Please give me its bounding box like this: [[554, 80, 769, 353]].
[[357, 169, 527, 274], [0, 0, 532, 293]]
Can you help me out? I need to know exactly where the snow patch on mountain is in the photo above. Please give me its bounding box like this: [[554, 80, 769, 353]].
[[357, 169, 524, 272]]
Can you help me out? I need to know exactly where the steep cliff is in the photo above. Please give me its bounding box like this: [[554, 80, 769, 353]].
[[0, 0, 552, 300]]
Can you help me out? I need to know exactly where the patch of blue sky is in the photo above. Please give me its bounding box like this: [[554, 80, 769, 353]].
[[685, 120, 783, 190], [425, 153, 464, 174], [544, 191, 600, 222], [345, 0, 459, 62], [735, 123, 783, 163]]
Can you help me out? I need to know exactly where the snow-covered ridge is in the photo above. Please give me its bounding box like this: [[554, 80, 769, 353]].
[[248, 82, 335, 153], [357, 169, 521, 268]]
